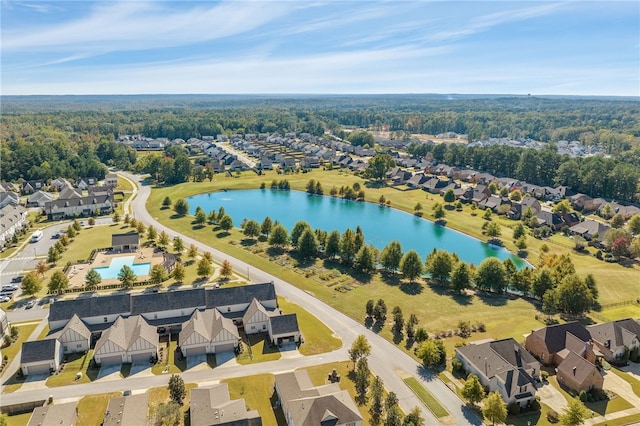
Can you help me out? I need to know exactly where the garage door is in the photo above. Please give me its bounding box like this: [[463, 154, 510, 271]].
[[26, 363, 51, 375], [130, 352, 151, 362], [185, 346, 207, 356], [214, 343, 235, 353], [98, 354, 122, 366]]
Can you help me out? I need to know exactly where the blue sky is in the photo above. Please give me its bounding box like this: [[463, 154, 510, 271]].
[[1, 1, 638, 96]]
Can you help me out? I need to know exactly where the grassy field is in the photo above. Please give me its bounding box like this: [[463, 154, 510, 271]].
[[147, 382, 197, 424], [0, 322, 38, 374], [3, 412, 32, 426], [237, 332, 281, 365], [278, 296, 342, 355], [76, 392, 122, 426], [223, 373, 281, 426], [46, 350, 97, 387], [403, 377, 450, 419]]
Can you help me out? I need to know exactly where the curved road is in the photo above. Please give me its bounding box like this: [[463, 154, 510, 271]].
[[125, 173, 480, 425]]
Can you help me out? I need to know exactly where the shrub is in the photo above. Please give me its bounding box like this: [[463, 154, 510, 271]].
[[541, 371, 549, 381], [529, 399, 540, 411], [547, 409, 559, 423], [507, 403, 521, 416], [579, 390, 587, 402], [451, 358, 464, 374]]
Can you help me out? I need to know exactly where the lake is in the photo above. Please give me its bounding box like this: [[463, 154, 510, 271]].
[[187, 189, 526, 267]]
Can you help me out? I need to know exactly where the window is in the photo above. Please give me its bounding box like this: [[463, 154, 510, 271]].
[[104, 317, 108, 323], [227, 307, 231, 313], [154, 314, 158, 319], [77, 344, 82, 348], [64, 346, 68, 351], [263, 324, 266, 330]]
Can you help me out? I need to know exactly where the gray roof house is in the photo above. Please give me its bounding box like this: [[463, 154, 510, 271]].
[[93, 315, 158, 365], [268, 314, 301, 346], [190, 383, 262, 426], [587, 319, 640, 364], [26, 190, 54, 208], [179, 308, 240, 357], [103, 393, 149, 426], [456, 338, 539, 407], [111, 232, 140, 252], [0, 204, 28, 249], [275, 370, 362, 426], [27, 401, 78, 426], [21, 339, 63, 375], [45, 194, 113, 220]]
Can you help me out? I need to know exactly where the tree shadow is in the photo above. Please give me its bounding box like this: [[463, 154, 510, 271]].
[[267, 247, 286, 257], [477, 291, 509, 306], [169, 214, 186, 220], [240, 239, 257, 247], [364, 316, 374, 329], [215, 231, 230, 238], [404, 338, 415, 351], [371, 319, 384, 334], [392, 330, 404, 345], [380, 272, 401, 286], [399, 281, 423, 295], [451, 292, 473, 306]]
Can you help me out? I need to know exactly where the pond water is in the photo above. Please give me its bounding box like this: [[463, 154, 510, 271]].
[[187, 189, 526, 267]]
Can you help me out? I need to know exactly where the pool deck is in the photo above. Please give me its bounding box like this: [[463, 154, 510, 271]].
[[67, 246, 163, 289]]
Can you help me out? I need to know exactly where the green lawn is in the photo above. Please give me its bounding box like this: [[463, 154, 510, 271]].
[[506, 402, 556, 426], [76, 392, 122, 426], [151, 340, 186, 375], [278, 296, 342, 355], [609, 368, 640, 398], [549, 376, 634, 416], [46, 350, 97, 387], [402, 377, 450, 418], [237, 332, 281, 365], [223, 374, 281, 426], [147, 382, 197, 424], [4, 412, 32, 426]]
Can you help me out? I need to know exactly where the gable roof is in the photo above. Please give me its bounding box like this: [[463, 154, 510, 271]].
[[50, 293, 132, 324], [131, 288, 206, 315], [557, 350, 599, 384], [270, 314, 299, 335], [190, 383, 262, 426], [206, 283, 276, 308], [21, 339, 58, 364], [180, 308, 239, 344], [275, 370, 361, 426], [27, 401, 77, 426], [60, 313, 91, 339], [111, 232, 140, 247], [242, 298, 270, 324], [530, 322, 591, 354], [103, 393, 149, 426], [588, 319, 640, 350], [94, 315, 157, 353]]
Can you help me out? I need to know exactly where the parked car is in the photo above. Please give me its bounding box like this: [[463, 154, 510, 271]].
[[11, 275, 23, 283], [25, 300, 35, 309], [2, 284, 18, 291], [0, 296, 11, 303], [51, 232, 61, 239]]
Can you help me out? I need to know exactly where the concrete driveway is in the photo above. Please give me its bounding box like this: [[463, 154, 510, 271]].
[[214, 351, 236, 367], [536, 381, 568, 413], [96, 364, 121, 381], [604, 369, 640, 408], [20, 373, 49, 391], [129, 361, 153, 377], [186, 354, 207, 370]]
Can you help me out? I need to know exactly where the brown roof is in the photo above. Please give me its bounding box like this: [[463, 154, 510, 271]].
[[27, 401, 78, 426], [557, 351, 600, 385], [103, 393, 149, 426], [530, 322, 591, 354]]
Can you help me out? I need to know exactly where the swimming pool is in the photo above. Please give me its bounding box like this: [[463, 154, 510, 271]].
[[92, 256, 151, 279]]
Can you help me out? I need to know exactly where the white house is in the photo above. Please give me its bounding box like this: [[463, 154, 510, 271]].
[[0, 204, 28, 249], [179, 309, 239, 357], [21, 339, 63, 375], [93, 315, 158, 365], [44, 194, 113, 220], [242, 298, 271, 334], [52, 314, 91, 354]]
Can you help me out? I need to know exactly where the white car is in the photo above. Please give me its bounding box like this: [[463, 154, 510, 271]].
[[0, 296, 10, 303]]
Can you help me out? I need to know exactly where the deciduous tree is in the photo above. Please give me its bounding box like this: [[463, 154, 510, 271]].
[[461, 374, 485, 405], [400, 250, 423, 283], [380, 240, 403, 272], [118, 265, 136, 288], [21, 272, 42, 296], [48, 270, 69, 294], [84, 269, 102, 290], [168, 374, 186, 405], [482, 392, 507, 426]]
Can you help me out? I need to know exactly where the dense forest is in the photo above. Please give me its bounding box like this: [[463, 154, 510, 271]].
[[1, 95, 638, 201]]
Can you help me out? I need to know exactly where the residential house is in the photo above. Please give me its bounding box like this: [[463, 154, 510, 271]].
[[561, 212, 581, 228], [525, 322, 594, 366], [0, 308, 9, 344], [570, 194, 595, 211], [178, 309, 240, 357], [479, 195, 506, 213], [59, 185, 82, 199], [421, 177, 448, 194], [535, 210, 565, 230], [76, 177, 97, 190], [44, 194, 113, 220], [21, 339, 63, 375], [268, 314, 301, 346], [93, 315, 158, 365], [587, 319, 640, 365], [51, 177, 72, 191], [105, 174, 119, 187], [131, 288, 206, 327], [103, 394, 149, 426], [406, 173, 429, 189], [190, 383, 262, 426], [568, 219, 610, 242], [21, 180, 45, 194], [26, 190, 54, 208], [275, 370, 362, 426], [556, 351, 604, 393], [27, 402, 78, 426], [0, 191, 19, 209], [111, 232, 140, 252], [51, 314, 91, 354], [0, 204, 28, 249], [49, 293, 132, 331], [242, 298, 272, 334], [438, 182, 460, 197], [471, 184, 491, 204], [456, 338, 539, 407]]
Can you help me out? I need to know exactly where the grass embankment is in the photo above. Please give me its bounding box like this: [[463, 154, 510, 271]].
[[402, 377, 450, 419]]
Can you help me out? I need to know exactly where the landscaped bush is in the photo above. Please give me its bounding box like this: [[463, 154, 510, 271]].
[[540, 371, 549, 381], [579, 390, 587, 402], [507, 403, 521, 416], [451, 358, 464, 375], [547, 409, 559, 423]]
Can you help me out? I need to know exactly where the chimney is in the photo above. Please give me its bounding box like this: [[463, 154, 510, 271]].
[[573, 366, 577, 376]]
